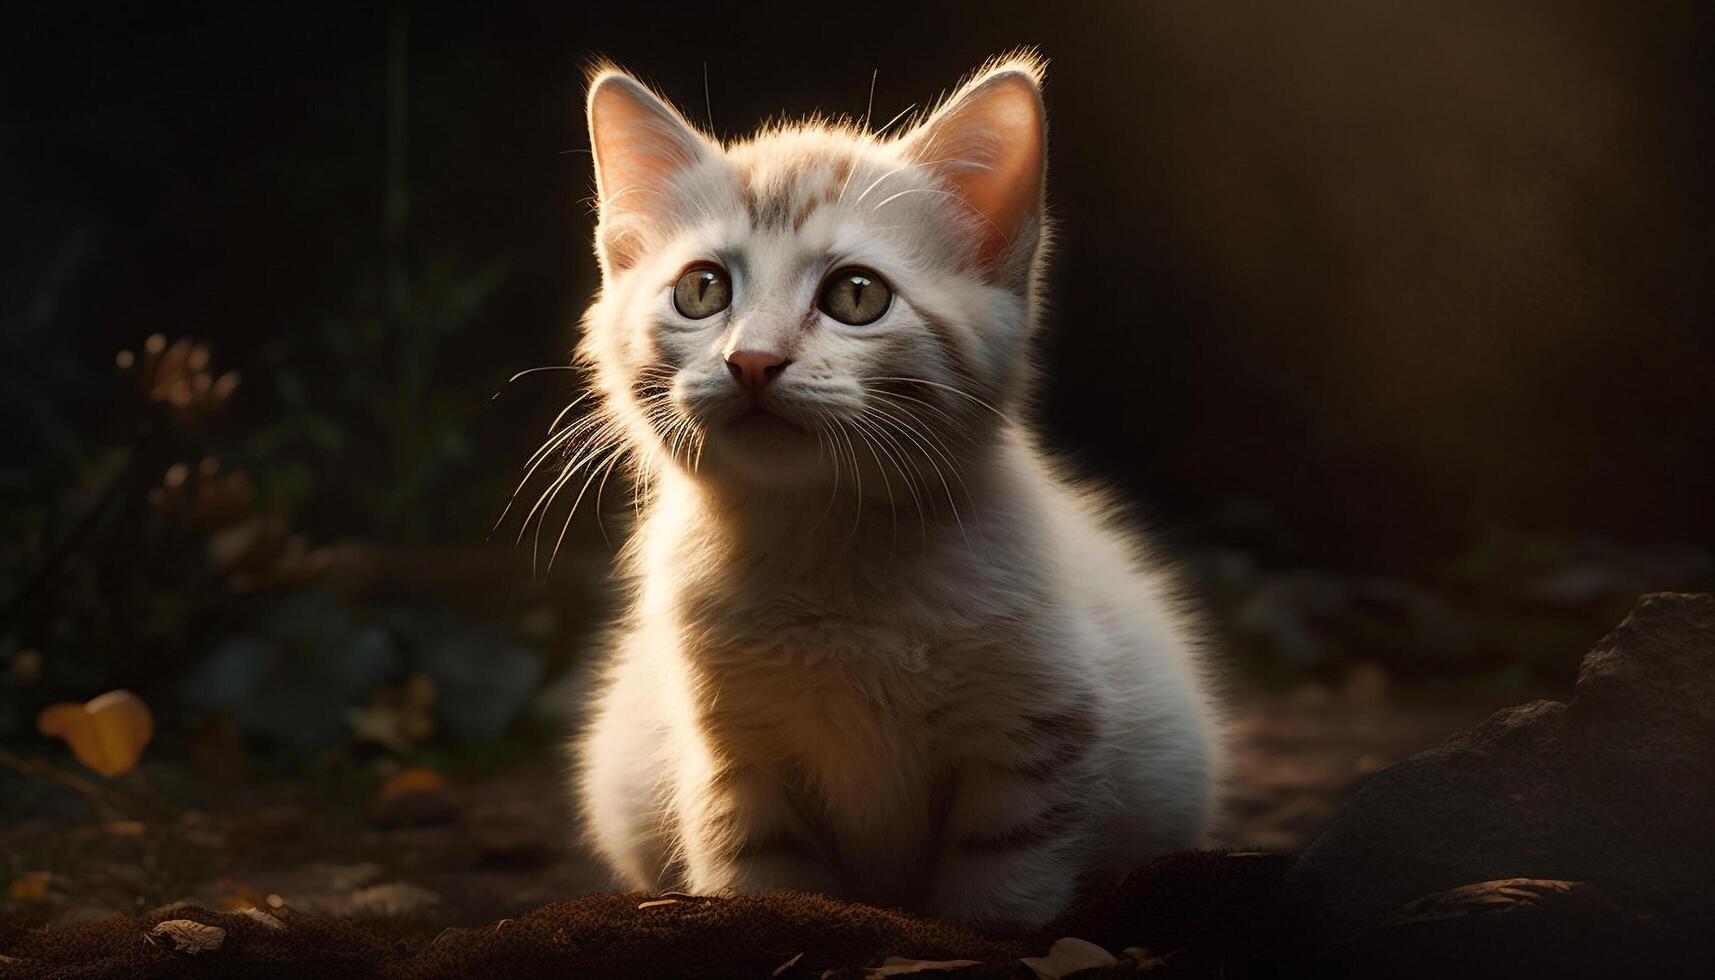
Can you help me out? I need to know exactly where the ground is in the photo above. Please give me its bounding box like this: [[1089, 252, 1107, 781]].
[[0, 683, 1513, 933]]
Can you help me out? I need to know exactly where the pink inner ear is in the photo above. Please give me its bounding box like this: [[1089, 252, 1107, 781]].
[[592, 87, 692, 198], [587, 74, 707, 270], [909, 71, 1046, 270]]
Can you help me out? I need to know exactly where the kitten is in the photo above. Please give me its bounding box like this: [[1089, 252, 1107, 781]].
[[562, 53, 1224, 929]]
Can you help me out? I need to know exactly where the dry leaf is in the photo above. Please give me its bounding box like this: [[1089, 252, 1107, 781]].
[[378, 766, 446, 801], [346, 675, 437, 754], [637, 898, 679, 909], [349, 882, 440, 917], [145, 919, 226, 954], [232, 907, 285, 930], [867, 957, 982, 977], [8, 871, 52, 902], [1021, 937, 1117, 979], [217, 883, 269, 911], [37, 690, 154, 777]]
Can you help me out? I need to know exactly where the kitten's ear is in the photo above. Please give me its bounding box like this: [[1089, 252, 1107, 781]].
[[902, 57, 1047, 280], [586, 67, 712, 274]]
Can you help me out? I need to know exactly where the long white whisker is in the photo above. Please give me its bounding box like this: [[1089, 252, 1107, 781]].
[[547, 442, 626, 573], [853, 411, 926, 545], [864, 403, 974, 550], [869, 376, 1011, 422]]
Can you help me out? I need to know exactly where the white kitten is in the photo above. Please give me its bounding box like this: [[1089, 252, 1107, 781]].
[[562, 53, 1224, 929]]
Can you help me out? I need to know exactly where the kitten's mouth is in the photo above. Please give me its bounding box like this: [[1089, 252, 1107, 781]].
[[727, 403, 805, 434]]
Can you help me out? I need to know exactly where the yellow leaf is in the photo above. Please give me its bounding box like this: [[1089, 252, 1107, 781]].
[[37, 690, 154, 778], [378, 766, 446, 802], [8, 871, 52, 902]]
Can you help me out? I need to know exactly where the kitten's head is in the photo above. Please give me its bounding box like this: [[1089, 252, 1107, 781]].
[[577, 55, 1048, 495]]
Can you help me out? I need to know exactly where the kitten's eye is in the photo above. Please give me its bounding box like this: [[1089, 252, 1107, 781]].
[[673, 265, 731, 319], [818, 267, 891, 326]]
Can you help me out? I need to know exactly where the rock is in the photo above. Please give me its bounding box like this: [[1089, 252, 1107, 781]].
[[1310, 878, 1711, 979], [182, 593, 398, 748], [414, 622, 542, 739], [1283, 593, 1715, 937]]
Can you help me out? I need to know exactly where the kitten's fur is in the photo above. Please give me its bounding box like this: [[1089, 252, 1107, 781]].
[[565, 54, 1223, 928]]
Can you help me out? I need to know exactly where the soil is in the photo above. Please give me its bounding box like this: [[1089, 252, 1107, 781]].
[[1, 685, 1511, 932]]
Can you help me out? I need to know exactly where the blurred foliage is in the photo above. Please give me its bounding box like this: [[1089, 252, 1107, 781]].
[[1, 261, 549, 768], [1186, 513, 1715, 692], [244, 258, 507, 545], [4, 1, 1711, 805]]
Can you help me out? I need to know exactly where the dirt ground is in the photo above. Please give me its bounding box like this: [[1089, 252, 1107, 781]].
[[1, 682, 1512, 931]]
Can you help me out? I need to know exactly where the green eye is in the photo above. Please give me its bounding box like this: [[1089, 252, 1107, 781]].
[[818, 267, 891, 326], [673, 264, 731, 319]]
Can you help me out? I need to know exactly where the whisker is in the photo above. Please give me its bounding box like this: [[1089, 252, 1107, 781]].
[[852, 411, 926, 545], [547, 442, 626, 573], [863, 403, 975, 550], [869, 376, 1011, 422]]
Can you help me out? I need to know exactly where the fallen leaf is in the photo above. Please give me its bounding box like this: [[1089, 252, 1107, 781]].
[[346, 675, 436, 754], [38, 690, 154, 777], [348, 882, 440, 917], [637, 898, 679, 909], [772, 952, 805, 976], [216, 882, 269, 910], [8, 871, 52, 902], [145, 919, 226, 954], [1021, 937, 1117, 979], [232, 907, 284, 930], [867, 956, 982, 977], [378, 766, 446, 801]]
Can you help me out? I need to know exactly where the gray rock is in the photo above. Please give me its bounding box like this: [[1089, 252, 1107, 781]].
[[1282, 592, 1715, 937], [413, 621, 543, 739], [181, 593, 397, 747]]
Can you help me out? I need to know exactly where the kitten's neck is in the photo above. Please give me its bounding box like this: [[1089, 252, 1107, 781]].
[[640, 426, 1026, 574]]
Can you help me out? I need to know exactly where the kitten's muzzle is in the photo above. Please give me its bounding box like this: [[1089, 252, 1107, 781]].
[[724, 350, 791, 393]]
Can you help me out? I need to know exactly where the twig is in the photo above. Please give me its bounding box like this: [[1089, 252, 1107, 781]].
[[0, 748, 173, 821], [0, 452, 134, 631]]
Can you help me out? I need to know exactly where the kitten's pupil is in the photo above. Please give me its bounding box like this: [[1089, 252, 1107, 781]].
[[673, 265, 730, 319], [820, 267, 891, 326]]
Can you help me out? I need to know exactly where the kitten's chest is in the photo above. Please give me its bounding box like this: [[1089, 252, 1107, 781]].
[[689, 593, 951, 804]]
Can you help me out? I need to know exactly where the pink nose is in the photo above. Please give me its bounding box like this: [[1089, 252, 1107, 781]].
[[725, 349, 790, 392]]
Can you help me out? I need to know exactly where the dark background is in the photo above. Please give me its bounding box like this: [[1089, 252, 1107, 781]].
[[2, 0, 1714, 923], [8, 1, 1714, 564], [3, 0, 1714, 741]]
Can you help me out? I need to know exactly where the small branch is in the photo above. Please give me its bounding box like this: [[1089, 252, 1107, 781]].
[[0, 452, 134, 631], [0, 748, 173, 821]]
